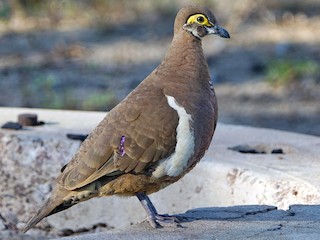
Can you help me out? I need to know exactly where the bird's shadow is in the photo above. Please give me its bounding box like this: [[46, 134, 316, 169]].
[[171, 204, 320, 224]]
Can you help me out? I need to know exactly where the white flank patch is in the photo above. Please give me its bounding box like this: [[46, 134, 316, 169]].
[[152, 96, 195, 178]]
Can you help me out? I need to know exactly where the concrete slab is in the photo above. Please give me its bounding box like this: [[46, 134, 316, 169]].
[[58, 205, 320, 240], [0, 107, 319, 239]]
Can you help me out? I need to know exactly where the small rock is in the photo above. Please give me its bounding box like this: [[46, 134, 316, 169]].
[[1, 121, 23, 130], [271, 148, 284, 154], [66, 133, 88, 141], [228, 144, 266, 154], [18, 113, 39, 126]]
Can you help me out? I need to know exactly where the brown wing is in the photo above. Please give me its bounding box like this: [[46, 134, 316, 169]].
[[57, 84, 178, 190]]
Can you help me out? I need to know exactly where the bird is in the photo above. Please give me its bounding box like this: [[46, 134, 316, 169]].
[[23, 4, 230, 232]]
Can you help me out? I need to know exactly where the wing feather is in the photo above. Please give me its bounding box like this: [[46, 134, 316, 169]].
[[57, 85, 178, 191]]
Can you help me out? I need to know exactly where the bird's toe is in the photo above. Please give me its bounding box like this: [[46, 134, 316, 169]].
[[154, 214, 183, 228]]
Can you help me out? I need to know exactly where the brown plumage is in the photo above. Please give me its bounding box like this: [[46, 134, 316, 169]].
[[23, 5, 229, 232]]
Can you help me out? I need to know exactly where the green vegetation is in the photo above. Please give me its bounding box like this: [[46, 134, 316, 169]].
[[265, 59, 319, 86], [22, 74, 65, 109], [22, 73, 116, 111], [0, 1, 10, 20], [82, 91, 116, 111]]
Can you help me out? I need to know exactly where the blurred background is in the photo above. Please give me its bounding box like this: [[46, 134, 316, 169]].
[[0, 0, 319, 136]]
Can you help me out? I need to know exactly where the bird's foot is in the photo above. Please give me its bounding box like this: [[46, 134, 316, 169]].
[[154, 214, 182, 227], [146, 213, 182, 228], [136, 192, 183, 228]]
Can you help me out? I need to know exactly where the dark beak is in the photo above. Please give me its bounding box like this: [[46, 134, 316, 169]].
[[207, 25, 230, 38]]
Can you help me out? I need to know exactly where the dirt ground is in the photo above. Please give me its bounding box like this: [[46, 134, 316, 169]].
[[0, 1, 319, 136]]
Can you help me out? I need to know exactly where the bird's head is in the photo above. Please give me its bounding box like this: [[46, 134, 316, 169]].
[[175, 5, 230, 40]]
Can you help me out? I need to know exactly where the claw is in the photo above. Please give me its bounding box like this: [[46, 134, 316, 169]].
[[155, 214, 182, 227], [136, 192, 182, 228]]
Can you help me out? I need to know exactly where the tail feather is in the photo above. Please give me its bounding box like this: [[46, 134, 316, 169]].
[[23, 195, 65, 233], [23, 182, 100, 233]]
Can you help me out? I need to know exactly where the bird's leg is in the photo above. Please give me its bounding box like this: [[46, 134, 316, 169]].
[[136, 192, 160, 228], [136, 192, 181, 228]]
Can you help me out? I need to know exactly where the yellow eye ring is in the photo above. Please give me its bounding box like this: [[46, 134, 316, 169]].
[[187, 14, 213, 27]]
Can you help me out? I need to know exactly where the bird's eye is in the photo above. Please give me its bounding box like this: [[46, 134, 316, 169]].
[[197, 16, 205, 23]]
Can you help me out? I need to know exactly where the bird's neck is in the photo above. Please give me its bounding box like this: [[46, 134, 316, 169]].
[[165, 32, 205, 68], [158, 31, 210, 84], [156, 31, 212, 112]]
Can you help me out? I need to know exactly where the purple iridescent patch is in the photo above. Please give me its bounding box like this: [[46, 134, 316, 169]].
[[118, 135, 126, 157]]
